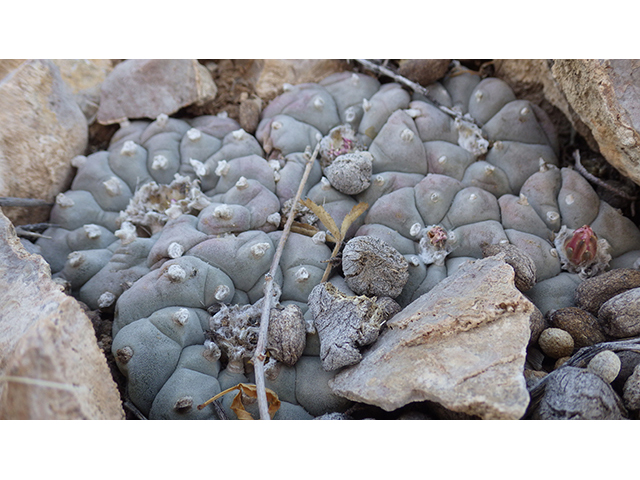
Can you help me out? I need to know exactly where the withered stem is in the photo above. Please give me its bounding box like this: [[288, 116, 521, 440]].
[[252, 140, 321, 420]]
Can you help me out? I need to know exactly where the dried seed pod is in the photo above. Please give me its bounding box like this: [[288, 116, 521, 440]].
[[323, 151, 373, 195], [481, 242, 537, 292], [267, 304, 307, 366], [598, 287, 640, 338], [574, 268, 640, 315], [547, 307, 606, 348], [528, 306, 546, 346], [538, 327, 574, 359], [308, 282, 386, 371], [532, 367, 626, 420], [342, 235, 409, 298]]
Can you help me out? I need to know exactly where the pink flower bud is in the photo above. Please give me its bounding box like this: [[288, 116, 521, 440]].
[[563, 225, 598, 267]]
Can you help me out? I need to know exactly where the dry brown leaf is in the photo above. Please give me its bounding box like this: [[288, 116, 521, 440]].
[[197, 382, 281, 419], [300, 198, 341, 241], [340, 202, 369, 238]]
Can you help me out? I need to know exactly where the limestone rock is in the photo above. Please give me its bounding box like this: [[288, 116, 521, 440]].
[[0, 208, 124, 419], [52, 59, 114, 120], [0, 59, 88, 226], [551, 60, 640, 187], [330, 256, 532, 419], [97, 59, 217, 124]]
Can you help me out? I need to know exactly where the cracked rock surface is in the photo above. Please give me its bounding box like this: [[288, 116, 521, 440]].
[[329, 256, 532, 419]]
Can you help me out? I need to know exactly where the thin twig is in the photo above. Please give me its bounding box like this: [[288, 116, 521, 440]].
[[353, 59, 465, 122], [252, 140, 321, 420], [0, 197, 53, 208], [123, 400, 148, 420], [573, 149, 637, 201]]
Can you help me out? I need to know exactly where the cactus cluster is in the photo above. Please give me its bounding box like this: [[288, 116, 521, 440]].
[[31, 66, 640, 420]]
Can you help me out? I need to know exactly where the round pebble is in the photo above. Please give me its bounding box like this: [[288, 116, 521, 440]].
[[554, 356, 571, 370], [538, 328, 574, 359], [587, 350, 621, 383]]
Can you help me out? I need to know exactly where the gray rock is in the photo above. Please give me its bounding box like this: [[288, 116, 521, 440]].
[[329, 256, 532, 419], [598, 287, 640, 338], [97, 59, 217, 124], [533, 367, 626, 419]]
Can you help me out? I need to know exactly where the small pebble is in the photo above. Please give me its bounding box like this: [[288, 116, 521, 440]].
[[554, 356, 571, 370], [538, 328, 574, 359], [587, 350, 621, 383]]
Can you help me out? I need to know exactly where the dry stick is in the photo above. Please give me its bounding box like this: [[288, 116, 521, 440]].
[[252, 140, 321, 420], [0, 197, 53, 208], [353, 59, 465, 122], [573, 149, 638, 217]]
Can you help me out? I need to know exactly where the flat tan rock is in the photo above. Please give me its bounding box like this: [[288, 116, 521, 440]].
[[551, 59, 640, 187], [53, 59, 114, 120], [0, 59, 88, 226], [96, 59, 217, 124], [330, 256, 532, 419], [0, 208, 124, 419]]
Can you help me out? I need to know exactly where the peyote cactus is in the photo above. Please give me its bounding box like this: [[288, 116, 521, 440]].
[[30, 63, 640, 420]]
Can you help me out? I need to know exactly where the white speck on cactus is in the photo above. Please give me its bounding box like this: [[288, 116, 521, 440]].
[[518, 193, 529, 206], [499, 239, 509, 245], [469, 193, 478, 202], [187, 128, 202, 141], [103, 177, 122, 197], [232, 129, 245, 140], [267, 212, 281, 227], [165, 204, 183, 220], [373, 175, 385, 186], [400, 128, 415, 142], [410, 223, 422, 237], [430, 192, 440, 203], [295, 267, 310, 282], [320, 177, 332, 190], [475, 91, 484, 102], [71, 155, 87, 168], [520, 107, 530, 116], [156, 113, 169, 127], [313, 97, 325, 110], [345, 107, 357, 123], [438, 155, 447, 164], [235, 176, 249, 190], [485, 165, 495, 174], [405, 108, 421, 118], [152, 155, 169, 170], [215, 160, 230, 177], [213, 204, 233, 220], [115, 221, 137, 245], [494, 141, 504, 151], [565, 194, 575, 205], [547, 211, 560, 223], [166, 264, 187, 282], [98, 291, 116, 309], [312, 231, 326, 245], [120, 140, 138, 156], [172, 308, 190, 326], [56, 192, 75, 208], [83, 224, 102, 239], [119, 119, 131, 128], [409, 255, 421, 267], [455, 116, 489, 156], [362, 98, 372, 112], [214, 284, 231, 301], [350, 73, 360, 85], [268, 159, 281, 171], [550, 248, 559, 258], [283, 83, 293, 92], [168, 242, 184, 259], [250, 242, 271, 258], [217, 111, 228, 118], [315, 133, 322, 142], [67, 251, 85, 268], [189, 158, 208, 178]]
